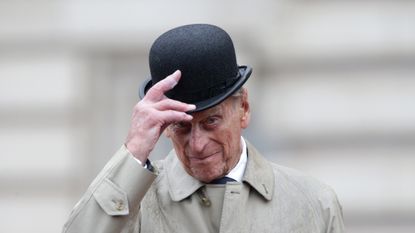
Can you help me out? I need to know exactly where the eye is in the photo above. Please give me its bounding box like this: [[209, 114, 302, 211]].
[[171, 121, 191, 133], [206, 117, 217, 124], [204, 116, 220, 128], [174, 122, 187, 128]]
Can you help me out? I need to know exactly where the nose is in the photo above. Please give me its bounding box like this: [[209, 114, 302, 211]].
[[189, 127, 208, 154]]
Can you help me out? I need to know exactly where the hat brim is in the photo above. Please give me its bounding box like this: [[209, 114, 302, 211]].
[[139, 65, 252, 113]]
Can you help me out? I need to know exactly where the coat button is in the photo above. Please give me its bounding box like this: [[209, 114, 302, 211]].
[[114, 200, 125, 211], [200, 197, 211, 207]]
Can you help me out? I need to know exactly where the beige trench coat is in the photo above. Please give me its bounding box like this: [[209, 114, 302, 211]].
[[63, 142, 345, 233]]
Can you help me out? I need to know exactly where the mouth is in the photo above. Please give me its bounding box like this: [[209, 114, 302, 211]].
[[189, 151, 220, 163]]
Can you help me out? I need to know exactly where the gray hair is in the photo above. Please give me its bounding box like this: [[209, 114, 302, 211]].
[[231, 87, 245, 97]]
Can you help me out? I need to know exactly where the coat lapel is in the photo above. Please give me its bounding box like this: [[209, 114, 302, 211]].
[[242, 141, 275, 201], [165, 150, 204, 202]]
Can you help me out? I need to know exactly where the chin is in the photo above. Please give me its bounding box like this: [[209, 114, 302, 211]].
[[190, 166, 226, 183]]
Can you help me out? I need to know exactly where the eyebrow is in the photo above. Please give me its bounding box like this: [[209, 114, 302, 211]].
[[199, 105, 223, 117], [170, 106, 224, 129]]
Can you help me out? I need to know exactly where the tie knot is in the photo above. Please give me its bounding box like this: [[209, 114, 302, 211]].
[[209, 176, 237, 184]]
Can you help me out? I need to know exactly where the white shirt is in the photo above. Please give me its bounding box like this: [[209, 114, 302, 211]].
[[225, 136, 247, 182]]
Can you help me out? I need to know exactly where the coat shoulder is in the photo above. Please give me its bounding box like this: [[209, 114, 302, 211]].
[[269, 161, 341, 213], [270, 162, 334, 199]]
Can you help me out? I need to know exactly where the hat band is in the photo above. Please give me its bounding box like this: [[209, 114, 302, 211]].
[[170, 73, 240, 102]]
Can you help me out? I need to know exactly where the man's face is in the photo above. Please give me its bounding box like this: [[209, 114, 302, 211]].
[[166, 89, 250, 183]]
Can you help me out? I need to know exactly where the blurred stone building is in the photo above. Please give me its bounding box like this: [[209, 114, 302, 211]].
[[1, 1, 414, 232]]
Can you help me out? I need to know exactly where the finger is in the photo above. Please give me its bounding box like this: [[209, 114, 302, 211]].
[[145, 70, 181, 101], [155, 98, 196, 112], [159, 110, 193, 124]]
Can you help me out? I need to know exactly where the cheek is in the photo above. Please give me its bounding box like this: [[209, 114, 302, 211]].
[[220, 129, 242, 159], [170, 138, 189, 162]]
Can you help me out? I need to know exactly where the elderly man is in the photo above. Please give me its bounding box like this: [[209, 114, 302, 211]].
[[63, 24, 345, 233]]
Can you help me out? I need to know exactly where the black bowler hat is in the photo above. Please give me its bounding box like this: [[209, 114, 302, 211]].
[[139, 24, 252, 112]]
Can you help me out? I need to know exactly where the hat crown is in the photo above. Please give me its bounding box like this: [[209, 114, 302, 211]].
[[149, 24, 239, 103]]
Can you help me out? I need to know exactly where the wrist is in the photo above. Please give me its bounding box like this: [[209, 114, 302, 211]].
[[124, 142, 149, 164]]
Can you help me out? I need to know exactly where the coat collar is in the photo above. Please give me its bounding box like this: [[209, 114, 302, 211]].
[[242, 141, 274, 201], [165, 150, 204, 202], [165, 141, 274, 202]]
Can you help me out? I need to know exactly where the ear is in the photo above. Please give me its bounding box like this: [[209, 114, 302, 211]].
[[239, 88, 251, 129]]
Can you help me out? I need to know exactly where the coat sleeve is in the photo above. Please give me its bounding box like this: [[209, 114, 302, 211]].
[[62, 145, 157, 233]]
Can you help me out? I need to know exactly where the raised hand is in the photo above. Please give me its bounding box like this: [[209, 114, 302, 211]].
[[125, 70, 195, 163]]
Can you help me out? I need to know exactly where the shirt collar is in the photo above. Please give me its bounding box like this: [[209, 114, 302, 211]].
[[225, 136, 247, 182]]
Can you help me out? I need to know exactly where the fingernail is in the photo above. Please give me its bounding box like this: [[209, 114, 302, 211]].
[[170, 79, 178, 88], [173, 70, 181, 80], [188, 104, 196, 110]]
